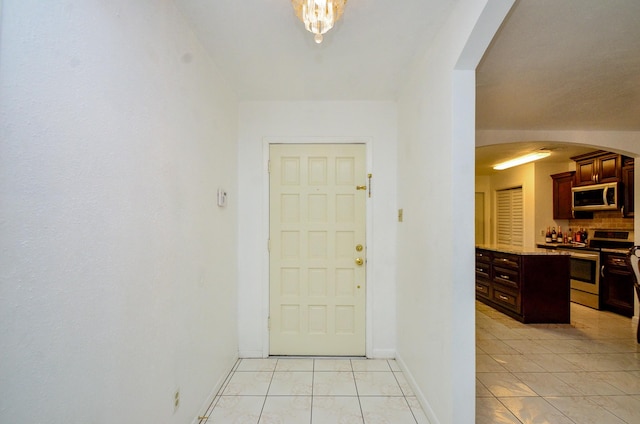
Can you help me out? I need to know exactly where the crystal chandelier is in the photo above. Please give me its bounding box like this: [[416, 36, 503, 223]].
[[291, 0, 348, 44]]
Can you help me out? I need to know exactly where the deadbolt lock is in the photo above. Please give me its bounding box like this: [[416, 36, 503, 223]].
[[355, 244, 363, 252], [355, 257, 364, 266]]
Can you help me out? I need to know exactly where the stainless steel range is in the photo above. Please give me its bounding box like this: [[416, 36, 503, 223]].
[[557, 229, 634, 309]]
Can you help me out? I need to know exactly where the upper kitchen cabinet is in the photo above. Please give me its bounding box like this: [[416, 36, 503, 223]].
[[572, 151, 624, 186], [551, 171, 575, 220], [622, 157, 634, 217]]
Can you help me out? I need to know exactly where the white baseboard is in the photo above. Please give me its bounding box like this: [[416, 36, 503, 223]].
[[191, 355, 238, 424], [395, 353, 441, 424], [370, 348, 396, 359], [239, 350, 267, 358]]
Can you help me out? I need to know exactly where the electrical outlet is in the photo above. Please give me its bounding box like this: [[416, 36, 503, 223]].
[[174, 389, 180, 413]]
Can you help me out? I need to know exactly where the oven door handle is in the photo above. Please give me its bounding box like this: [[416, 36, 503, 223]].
[[568, 251, 599, 260], [601, 265, 605, 278]]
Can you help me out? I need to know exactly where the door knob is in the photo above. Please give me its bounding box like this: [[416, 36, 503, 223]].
[[355, 257, 364, 266]]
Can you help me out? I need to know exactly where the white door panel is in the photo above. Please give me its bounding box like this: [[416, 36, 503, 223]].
[[269, 144, 366, 356]]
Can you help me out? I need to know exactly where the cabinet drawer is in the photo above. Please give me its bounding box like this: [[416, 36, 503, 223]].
[[605, 255, 628, 269], [475, 262, 491, 279], [475, 280, 491, 299], [492, 287, 520, 313], [493, 253, 519, 269], [493, 266, 519, 289], [476, 250, 491, 263]]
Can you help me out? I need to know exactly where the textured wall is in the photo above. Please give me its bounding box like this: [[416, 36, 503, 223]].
[[396, 1, 515, 423], [0, 1, 238, 422]]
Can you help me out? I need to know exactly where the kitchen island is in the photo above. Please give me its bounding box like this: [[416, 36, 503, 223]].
[[476, 245, 571, 323]]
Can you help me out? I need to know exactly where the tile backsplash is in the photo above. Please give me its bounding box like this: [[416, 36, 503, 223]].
[[568, 210, 634, 233]]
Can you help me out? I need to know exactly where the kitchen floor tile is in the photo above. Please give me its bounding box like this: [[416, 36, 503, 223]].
[[512, 372, 582, 396], [591, 394, 640, 423], [476, 372, 538, 397], [544, 396, 628, 424], [477, 301, 639, 424], [591, 371, 640, 394], [490, 354, 547, 373], [499, 396, 575, 424], [553, 372, 626, 395], [476, 354, 508, 372], [475, 397, 522, 424]]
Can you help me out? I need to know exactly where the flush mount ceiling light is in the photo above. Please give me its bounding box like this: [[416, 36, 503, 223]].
[[291, 0, 347, 44], [493, 150, 551, 170]]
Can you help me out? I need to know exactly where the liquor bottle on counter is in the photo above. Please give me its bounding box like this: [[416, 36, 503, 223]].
[[575, 228, 581, 243], [582, 228, 588, 243], [557, 226, 563, 243], [567, 228, 573, 243], [545, 227, 552, 243], [551, 227, 557, 242]]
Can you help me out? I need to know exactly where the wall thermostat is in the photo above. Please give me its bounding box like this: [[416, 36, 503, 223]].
[[217, 188, 227, 207]]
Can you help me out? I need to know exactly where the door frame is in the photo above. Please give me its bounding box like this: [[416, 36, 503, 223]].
[[262, 136, 374, 357]]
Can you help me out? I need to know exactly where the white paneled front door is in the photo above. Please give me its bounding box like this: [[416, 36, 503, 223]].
[[269, 144, 367, 356]]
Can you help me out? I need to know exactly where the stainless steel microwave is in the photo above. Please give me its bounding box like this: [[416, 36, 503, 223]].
[[572, 182, 619, 211]]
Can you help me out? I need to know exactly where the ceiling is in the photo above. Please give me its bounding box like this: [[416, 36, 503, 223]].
[[174, 0, 640, 170], [173, 0, 455, 101]]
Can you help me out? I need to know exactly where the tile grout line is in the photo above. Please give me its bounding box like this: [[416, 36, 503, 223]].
[[198, 358, 240, 423], [350, 359, 366, 424], [388, 359, 420, 424], [256, 359, 278, 423], [309, 359, 315, 424]]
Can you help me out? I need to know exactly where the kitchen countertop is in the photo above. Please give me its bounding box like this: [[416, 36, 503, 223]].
[[476, 244, 570, 255], [537, 243, 632, 255]]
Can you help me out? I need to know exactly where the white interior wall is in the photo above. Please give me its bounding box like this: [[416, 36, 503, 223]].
[[237, 101, 398, 358], [475, 176, 492, 244], [395, 1, 514, 423], [0, 1, 238, 422], [489, 163, 536, 248]]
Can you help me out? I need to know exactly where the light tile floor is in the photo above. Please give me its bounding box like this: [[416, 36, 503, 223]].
[[199, 302, 639, 423], [199, 358, 429, 424], [477, 301, 640, 424]]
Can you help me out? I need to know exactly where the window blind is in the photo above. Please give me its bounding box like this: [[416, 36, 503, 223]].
[[496, 187, 523, 247]]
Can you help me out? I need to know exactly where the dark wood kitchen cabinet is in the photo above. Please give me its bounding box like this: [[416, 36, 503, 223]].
[[475, 247, 570, 323], [551, 171, 575, 219], [572, 151, 623, 186], [622, 158, 634, 218], [601, 252, 635, 317]]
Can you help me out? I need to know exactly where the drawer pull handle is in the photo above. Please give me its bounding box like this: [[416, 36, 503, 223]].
[[500, 274, 510, 280], [476, 268, 484, 272], [498, 294, 509, 301]]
